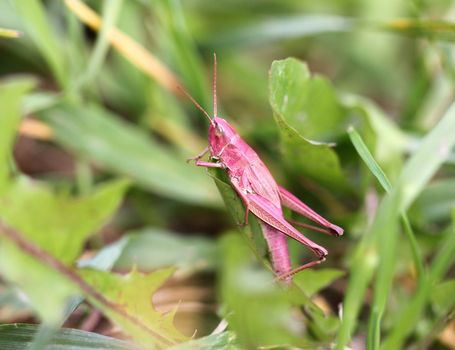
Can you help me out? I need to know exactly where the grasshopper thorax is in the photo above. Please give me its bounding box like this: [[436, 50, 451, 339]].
[[209, 117, 239, 158]]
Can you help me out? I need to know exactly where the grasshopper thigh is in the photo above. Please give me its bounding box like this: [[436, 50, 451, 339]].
[[247, 193, 328, 258], [278, 186, 343, 236]]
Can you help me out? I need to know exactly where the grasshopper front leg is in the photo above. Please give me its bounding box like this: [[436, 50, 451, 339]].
[[187, 146, 210, 163], [194, 160, 225, 168]]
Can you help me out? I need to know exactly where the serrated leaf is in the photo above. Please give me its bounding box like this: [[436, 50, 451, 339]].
[[80, 267, 187, 348], [39, 103, 221, 207], [0, 178, 129, 264], [0, 323, 138, 350], [0, 179, 128, 323], [269, 58, 347, 190]]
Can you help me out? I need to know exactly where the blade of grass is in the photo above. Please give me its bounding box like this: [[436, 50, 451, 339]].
[[348, 127, 424, 350], [65, 0, 181, 94], [73, 0, 123, 195], [13, 0, 67, 89], [79, 0, 123, 89], [0, 323, 137, 350], [370, 101, 455, 349], [348, 126, 392, 192], [152, 0, 211, 111], [337, 101, 455, 349], [348, 126, 424, 279], [383, 221, 455, 350]]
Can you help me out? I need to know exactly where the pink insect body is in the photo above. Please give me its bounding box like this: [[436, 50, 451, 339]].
[[183, 55, 343, 281]]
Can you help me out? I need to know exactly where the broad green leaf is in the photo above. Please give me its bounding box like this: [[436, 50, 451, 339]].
[[293, 268, 344, 297], [0, 77, 36, 189], [0, 323, 138, 350], [169, 331, 240, 350], [13, 0, 67, 88], [80, 267, 187, 348], [269, 58, 347, 190], [39, 104, 221, 207], [270, 58, 345, 140], [0, 179, 128, 323], [112, 228, 218, 276], [219, 232, 311, 349]]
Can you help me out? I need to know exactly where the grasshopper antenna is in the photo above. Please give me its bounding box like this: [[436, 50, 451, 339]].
[[177, 86, 214, 125], [213, 52, 217, 117]]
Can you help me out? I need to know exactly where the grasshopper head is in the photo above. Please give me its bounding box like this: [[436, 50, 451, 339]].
[[209, 117, 238, 157]]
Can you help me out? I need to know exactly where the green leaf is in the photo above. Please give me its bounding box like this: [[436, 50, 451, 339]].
[[112, 228, 218, 276], [0, 323, 138, 350], [269, 58, 347, 190], [219, 232, 311, 349], [0, 179, 129, 324], [0, 77, 36, 189], [270, 58, 345, 140], [293, 268, 344, 297], [80, 267, 187, 348], [39, 103, 221, 207]]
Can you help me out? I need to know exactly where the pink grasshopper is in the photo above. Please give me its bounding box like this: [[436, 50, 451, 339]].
[[182, 55, 343, 281]]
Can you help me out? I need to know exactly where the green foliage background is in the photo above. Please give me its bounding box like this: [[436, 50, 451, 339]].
[[0, 0, 455, 349]]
